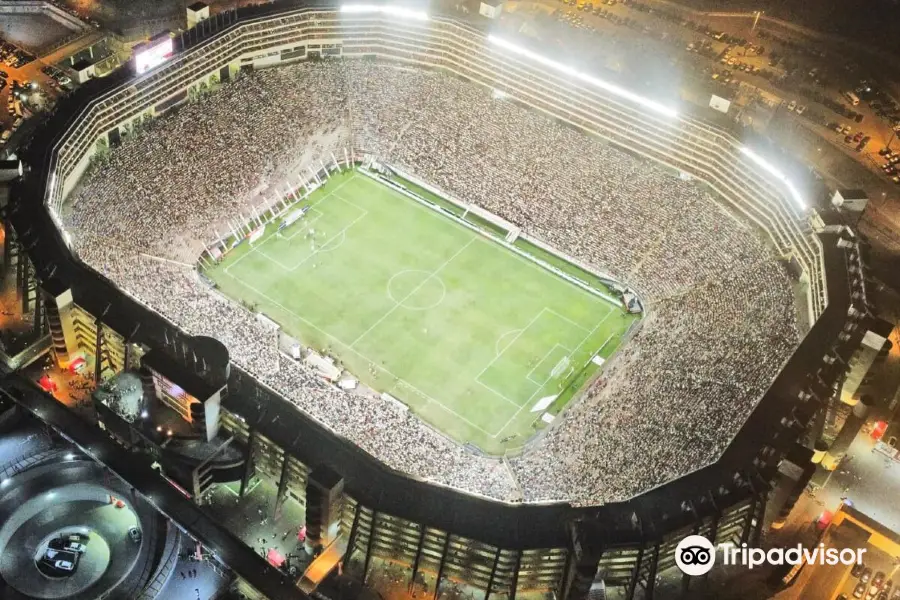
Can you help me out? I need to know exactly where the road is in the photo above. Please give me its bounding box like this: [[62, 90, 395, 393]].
[[0, 462, 145, 599], [0, 375, 307, 600]]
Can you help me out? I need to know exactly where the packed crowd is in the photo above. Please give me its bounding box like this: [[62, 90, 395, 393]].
[[64, 60, 801, 505]]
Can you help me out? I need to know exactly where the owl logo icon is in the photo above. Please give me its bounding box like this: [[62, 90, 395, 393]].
[[675, 535, 716, 576]]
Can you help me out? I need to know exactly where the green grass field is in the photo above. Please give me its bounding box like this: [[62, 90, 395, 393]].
[[206, 170, 637, 454]]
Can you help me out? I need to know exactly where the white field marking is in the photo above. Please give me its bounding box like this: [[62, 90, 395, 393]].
[[545, 308, 592, 333], [224, 173, 361, 275], [495, 329, 523, 357], [475, 308, 547, 382], [492, 306, 617, 437], [399, 382, 500, 437], [257, 198, 368, 271], [278, 208, 325, 242], [475, 379, 522, 409], [525, 343, 573, 386], [385, 270, 447, 311], [220, 172, 624, 441], [316, 229, 347, 253], [220, 261, 499, 438], [360, 171, 621, 311], [349, 237, 476, 349]]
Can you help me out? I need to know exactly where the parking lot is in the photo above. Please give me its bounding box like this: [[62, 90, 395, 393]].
[[0, 37, 69, 155]]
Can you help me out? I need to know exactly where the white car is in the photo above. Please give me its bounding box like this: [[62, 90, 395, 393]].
[[54, 559, 75, 571], [64, 541, 86, 553], [787, 100, 797, 111]]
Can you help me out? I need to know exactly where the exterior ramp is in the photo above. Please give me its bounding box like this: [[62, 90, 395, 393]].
[[297, 535, 347, 594]]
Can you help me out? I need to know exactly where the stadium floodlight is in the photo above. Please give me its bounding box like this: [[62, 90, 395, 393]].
[[486, 35, 678, 118], [739, 147, 807, 210], [339, 4, 429, 21]]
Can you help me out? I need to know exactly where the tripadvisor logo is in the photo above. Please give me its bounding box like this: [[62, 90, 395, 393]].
[[675, 535, 865, 576], [675, 536, 716, 576]]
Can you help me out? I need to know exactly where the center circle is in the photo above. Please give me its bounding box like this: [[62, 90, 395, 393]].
[[386, 270, 446, 310]]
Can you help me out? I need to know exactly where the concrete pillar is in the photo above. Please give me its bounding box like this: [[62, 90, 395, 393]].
[[41, 280, 80, 367], [304, 465, 344, 554], [852, 394, 874, 419]]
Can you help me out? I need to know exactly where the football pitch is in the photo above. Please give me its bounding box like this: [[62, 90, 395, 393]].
[[206, 169, 637, 454]]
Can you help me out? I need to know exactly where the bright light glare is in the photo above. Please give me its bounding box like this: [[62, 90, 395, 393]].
[[487, 35, 678, 118], [340, 4, 429, 20], [739, 147, 807, 210], [65, 453, 74, 460]]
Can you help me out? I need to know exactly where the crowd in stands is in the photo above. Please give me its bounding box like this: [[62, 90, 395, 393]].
[[64, 60, 800, 505]]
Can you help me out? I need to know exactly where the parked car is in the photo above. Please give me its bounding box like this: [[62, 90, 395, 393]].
[[853, 562, 866, 578], [863, 568, 873, 584], [128, 526, 142, 543], [42, 547, 78, 571], [51, 557, 75, 571]]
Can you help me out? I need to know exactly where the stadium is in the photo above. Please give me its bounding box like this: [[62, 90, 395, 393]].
[[6, 1, 876, 598]]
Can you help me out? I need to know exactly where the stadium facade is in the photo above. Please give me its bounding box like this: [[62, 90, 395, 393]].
[[3, 2, 881, 598]]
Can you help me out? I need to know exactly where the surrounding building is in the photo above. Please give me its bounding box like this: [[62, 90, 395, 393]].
[[0, 2, 890, 599]]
